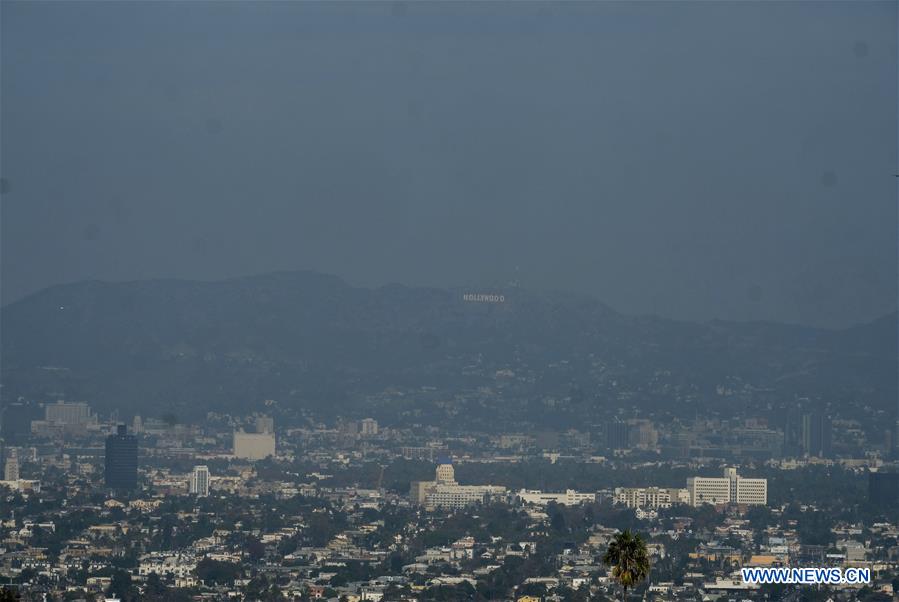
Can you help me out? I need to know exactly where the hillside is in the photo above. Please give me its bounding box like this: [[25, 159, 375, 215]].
[[1, 271, 895, 425]]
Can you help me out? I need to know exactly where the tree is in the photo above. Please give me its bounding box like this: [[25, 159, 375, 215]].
[[106, 569, 136, 601], [142, 572, 168, 600], [517, 582, 547, 598], [387, 552, 406, 573], [16, 569, 35, 585], [0, 589, 18, 602], [602, 530, 650, 600], [246, 535, 266, 562], [195, 558, 240, 586]]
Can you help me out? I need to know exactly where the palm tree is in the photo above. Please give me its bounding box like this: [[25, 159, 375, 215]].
[[602, 529, 650, 600]]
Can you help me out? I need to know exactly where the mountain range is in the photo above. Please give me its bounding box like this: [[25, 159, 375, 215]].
[[2, 271, 896, 426]]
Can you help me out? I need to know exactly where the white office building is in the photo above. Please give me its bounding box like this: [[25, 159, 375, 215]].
[[687, 467, 767, 506], [614, 487, 690, 509], [189, 465, 209, 497], [517, 489, 596, 506], [31, 401, 98, 435], [3, 450, 18, 482], [426, 483, 508, 509], [45, 401, 94, 425], [360, 418, 379, 436], [435, 461, 455, 484], [410, 459, 507, 509], [233, 431, 276, 460]]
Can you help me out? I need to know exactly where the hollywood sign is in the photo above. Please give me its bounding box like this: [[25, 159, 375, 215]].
[[462, 293, 505, 303]]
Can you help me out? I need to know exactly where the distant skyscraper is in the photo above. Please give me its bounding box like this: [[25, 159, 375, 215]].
[[189, 465, 210, 497], [687, 467, 767, 506], [868, 470, 899, 509], [604, 420, 630, 451], [45, 401, 93, 425], [255, 415, 274, 435], [783, 409, 803, 456], [337, 419, 359, 436], [435, 457, 455, 484], [801, 413, 832, 458], [105, 424, 138, 490], [360, 418, 379, 436], [3, 449, 19, 482], [409, 457, 507, 509]]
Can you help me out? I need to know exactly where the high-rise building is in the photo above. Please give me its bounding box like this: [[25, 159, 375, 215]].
[[409, 480, 432, 504], [435, 457, 455, 484], [409, 458, 507, 509], [614, 487, 690, 509], [255, 415, 274, 435], [105, 424, 138, 490], [233, 431, 276, 460], [628, 420, 659, 449], [189, 465, 210, 497], [360, 418, 379, 436], [687, 467, 767, 506], [45, 401, 93, 426], [687, 475, 730, 505], [339, 419, 359, 436], [801, 413, 832, 458], [783, 409, 803, 457], [29, 401, 97, 437], [868, 470, 899, 509], [3, 449, 19, 482], [605, 420, 631, 451]]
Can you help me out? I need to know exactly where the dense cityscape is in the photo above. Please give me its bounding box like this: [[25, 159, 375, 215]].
[[2, 1, 896, 601], [0, 395, 897, 601]]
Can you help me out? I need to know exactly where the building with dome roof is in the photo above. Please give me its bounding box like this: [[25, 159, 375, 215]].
[[410, 457, 507, 510]]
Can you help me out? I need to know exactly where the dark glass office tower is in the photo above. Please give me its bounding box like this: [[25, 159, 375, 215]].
[[868, 470, 899, 509], [800, 412, 832, 458], [783, 409, 803, 457], [105, 424, 138, 490], [604, 420, 631, 451]]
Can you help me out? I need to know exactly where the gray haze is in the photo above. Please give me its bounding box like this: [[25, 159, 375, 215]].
[[1, 1, 896, 328]]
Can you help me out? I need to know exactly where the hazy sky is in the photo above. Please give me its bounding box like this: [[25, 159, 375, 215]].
[[1, 1, 896, 327]]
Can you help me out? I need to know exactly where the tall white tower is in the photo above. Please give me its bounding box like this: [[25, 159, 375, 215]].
[[189, 465, 209, 496], [4, 449, 19, 482], [435, 457, 455, 484]]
